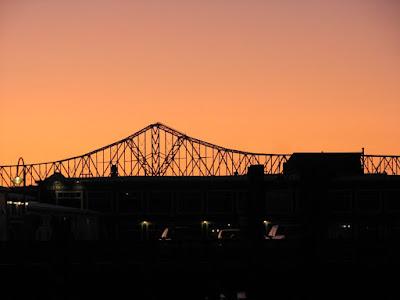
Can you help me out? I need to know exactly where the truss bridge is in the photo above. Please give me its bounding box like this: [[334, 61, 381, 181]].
[[0, 123, 399, 187]]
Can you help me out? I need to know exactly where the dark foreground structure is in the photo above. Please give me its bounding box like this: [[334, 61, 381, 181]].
[[1, 152, 400, 299]]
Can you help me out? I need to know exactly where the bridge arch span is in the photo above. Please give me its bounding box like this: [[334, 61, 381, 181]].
[[0, 123, 290, 187]]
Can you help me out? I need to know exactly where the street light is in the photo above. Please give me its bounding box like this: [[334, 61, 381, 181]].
[[13, 176, 23, 185], [141, 221, 149, 240], [7, 157, 27, 227], [12, 157, 26, 209], [12, 157, 25, 186]]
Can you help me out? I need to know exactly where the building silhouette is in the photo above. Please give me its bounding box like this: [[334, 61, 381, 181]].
[[4, 152, 398, 244], [1, 124, 399, 299]]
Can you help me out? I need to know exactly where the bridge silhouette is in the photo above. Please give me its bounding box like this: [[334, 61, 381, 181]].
[[0, 122, 399, 187]]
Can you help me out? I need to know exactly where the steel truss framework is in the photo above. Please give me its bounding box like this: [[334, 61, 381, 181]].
[[0, 123, 399, 187], [362, 155, 400, 176]]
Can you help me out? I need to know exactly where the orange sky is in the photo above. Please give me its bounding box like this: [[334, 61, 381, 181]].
[[1, 0, 399, 166]]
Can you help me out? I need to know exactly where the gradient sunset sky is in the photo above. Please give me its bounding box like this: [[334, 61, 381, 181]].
[[1, 0, 399, 166]]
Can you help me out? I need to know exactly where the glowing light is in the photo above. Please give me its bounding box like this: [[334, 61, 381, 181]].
[[142, 221, 147, 225], [7, 201, 29, 206], [12, 176, 24, 185]]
